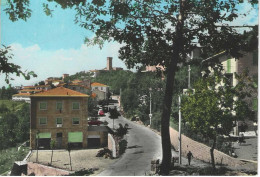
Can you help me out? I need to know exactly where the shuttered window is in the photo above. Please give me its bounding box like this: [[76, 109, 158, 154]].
[[37, 132, 51, 139], [72, 102, 80, 110], [39, 117, 47, 125], [56, 102, 63, 110], [68, 132, 83, 142], [39, 102, 47, 110]]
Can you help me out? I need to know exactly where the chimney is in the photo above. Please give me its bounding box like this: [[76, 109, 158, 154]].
[[107, 57, 112, 71]]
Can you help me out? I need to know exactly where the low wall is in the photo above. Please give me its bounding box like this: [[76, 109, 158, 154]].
[[108, 133, 117, 158], [27, 162, 70, 176], [169, 127, 244, 167]]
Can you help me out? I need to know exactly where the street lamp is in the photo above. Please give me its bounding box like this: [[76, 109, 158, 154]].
[[149, 88, 152, 127]]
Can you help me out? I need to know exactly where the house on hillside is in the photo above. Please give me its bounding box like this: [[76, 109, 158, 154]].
[[12, 85, 51, 102], [30, 87, 109, 149], [67, 83, 91, 95], [91, 82, 109, 101], [202, 50, 258, 135]]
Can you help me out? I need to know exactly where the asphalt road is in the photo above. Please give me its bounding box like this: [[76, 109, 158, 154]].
[[98, 108, 162, 176]]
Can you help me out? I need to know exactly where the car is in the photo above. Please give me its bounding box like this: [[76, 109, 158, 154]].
[[88, 120, 103, 126], [98, 110, 104, 116]]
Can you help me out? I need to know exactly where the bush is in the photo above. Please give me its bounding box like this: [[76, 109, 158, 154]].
[[114, 124, 128, 138], [119, 139, 127, 155], [0, 146, 29, 174], [96, 147, 112, 158]]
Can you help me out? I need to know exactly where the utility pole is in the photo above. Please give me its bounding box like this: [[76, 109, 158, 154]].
[[149, 88, 152, 127], [188, 65, 191, 89], [178, 95, 182, 164]]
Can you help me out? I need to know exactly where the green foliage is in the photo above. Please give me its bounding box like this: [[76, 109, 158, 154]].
[[0, 146, 29, 175], [0, 101, 30, 150], [151, 111, 162, 132], [114, 123, 128, 138], [109, 108, 120, 119], [64, 71, 93, 83], [181, 67, 255, 167], [182, 67, 255, 138], [50, 139, 56, 149], [118, 139, 127, 155], [0, 46, 37, 84], [0, 86, 18, 100], [93, 70, 133, 95]]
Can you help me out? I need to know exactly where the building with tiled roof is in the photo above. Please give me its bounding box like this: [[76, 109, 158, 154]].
[[91, 82, 109, 101], [30, 87, 108, 149], [12, 93, 32, 103], [31, 87, 89, 97]]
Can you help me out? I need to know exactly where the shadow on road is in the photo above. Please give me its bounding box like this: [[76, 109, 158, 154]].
[[127, 145, 142, 149], [133, 150, 144, 154]]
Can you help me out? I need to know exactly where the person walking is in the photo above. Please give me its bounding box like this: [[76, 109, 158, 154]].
[[187, 151, 193, 165]]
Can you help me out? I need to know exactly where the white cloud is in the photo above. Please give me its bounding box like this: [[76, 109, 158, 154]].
[[0, 42, 127, 87]]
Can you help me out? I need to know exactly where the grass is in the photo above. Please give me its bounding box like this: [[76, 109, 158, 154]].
[[0, 146, 29, 175]]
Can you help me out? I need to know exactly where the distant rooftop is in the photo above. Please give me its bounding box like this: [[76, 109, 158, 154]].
[[91, 82, 108, 87], [30, 87, 89, 97]]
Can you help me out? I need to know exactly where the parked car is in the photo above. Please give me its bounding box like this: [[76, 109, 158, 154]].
[[98, 109, 104, 116], [88, 120, 103, 126]]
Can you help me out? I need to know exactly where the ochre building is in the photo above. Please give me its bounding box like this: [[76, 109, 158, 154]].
[[30, 87, 108, 149]]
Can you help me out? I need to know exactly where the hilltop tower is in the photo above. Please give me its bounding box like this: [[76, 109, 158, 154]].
[[107, 57, 112, 70]]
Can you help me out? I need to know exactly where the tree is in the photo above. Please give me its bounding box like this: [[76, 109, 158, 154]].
[[0, 45, 37, 84], [67, 143, 72, 171], [50, 139, 56, 165], [4, 0, 258, 174], [181, 66, 255, 169], [109, 108, 120, 129]]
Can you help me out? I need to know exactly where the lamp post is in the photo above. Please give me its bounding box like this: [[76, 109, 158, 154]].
[[149, 88, 152, 127], [178, 95, 182, 164]]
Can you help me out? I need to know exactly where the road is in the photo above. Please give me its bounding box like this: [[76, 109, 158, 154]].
[[98, 106, 162, 176]]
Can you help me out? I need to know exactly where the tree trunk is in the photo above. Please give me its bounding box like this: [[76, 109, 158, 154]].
[[210, 136, 216, 169], [51, 150, 53, 165], [69, 151, 72, 171], [160, 0, 185, 175]]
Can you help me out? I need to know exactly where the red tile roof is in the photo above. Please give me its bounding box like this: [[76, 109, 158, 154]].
[[31, 87, 89, 97], [13, 93, 32, 96], [91, 82, 108, 87]]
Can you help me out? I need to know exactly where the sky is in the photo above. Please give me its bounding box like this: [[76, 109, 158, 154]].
[[0, 0, 126, 87], [0, 0, 258, 87]]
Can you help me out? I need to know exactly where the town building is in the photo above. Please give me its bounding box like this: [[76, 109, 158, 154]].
[[30, 87, 109, 149], [202, 50, 258, 135], [91, 82, 109, 100], [12, 85, 51, 102]]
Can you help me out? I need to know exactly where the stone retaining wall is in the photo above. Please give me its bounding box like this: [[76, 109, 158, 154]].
[[27, 162, 70, 176], [108, 133, 117, 158], [169, 127, 244, 167]]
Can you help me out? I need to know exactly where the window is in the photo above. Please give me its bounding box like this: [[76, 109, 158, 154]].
[[72, 102, 80, 110], [39, 102, 47, 110], [56, 118, 63, 125], [72, 118, 80, 125], [56, 101, 63, 110], [39, 117, 47, 125], [101, 87, 103, 90]]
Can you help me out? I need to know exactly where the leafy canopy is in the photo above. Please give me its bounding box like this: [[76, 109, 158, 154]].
[[181, 66, 255, 139], [0, 46, 37, 84]]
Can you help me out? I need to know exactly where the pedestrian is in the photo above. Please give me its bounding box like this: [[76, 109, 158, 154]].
[[187, 151, 193, 165]]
